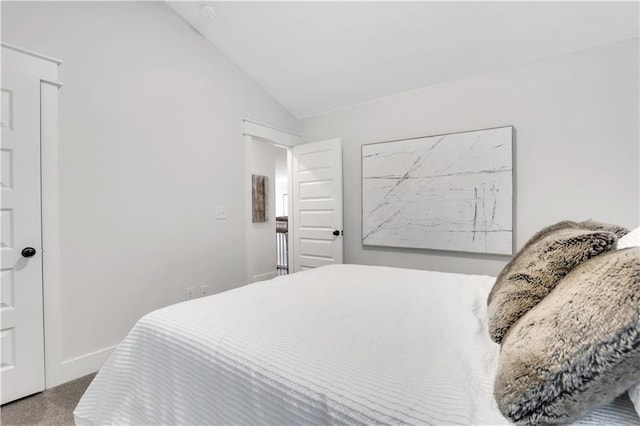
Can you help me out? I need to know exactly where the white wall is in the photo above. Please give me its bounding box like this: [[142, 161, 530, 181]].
[[247, 140, 286, 282], [301, 38, 640, 276], [274, 149, 288, 217], [1, 1, 298, 382]]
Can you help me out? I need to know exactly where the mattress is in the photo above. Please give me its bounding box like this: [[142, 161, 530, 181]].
[[74, 264, 639, 425]]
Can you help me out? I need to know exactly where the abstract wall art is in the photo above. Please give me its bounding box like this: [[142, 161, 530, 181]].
[[252, 174, 268, 223], [362, 126, 513, 255]]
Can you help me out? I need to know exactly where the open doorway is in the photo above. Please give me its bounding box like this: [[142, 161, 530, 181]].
[[243, 121, 343, 282], [247, 139, 289, 282], [243, 119, 300, 284]]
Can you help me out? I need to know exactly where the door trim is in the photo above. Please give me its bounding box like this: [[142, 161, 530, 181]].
[[242, 119, 300, 147], [2, 44, 64, 388], [242, 119, 300, 283], [41, 80, 63, 388], [2, 43, 63, 65]]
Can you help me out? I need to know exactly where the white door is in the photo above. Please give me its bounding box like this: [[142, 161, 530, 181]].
[[292, 139, 343, 272], [1, 69, 46, 404]]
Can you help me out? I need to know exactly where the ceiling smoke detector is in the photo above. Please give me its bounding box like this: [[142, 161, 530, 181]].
[[200, 4, 217, 22]]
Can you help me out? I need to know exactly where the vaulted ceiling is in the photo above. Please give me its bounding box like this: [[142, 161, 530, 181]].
[[168, 2, 639, 118]]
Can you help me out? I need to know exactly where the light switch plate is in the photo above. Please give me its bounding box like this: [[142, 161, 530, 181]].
[[216, 206, 226, 220]]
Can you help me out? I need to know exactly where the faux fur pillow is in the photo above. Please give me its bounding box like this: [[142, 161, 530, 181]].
[[617, 227, 640, 417], [580, 219, 629, 239], [487, 221, 618, 344], [494, 247, 640, 425]]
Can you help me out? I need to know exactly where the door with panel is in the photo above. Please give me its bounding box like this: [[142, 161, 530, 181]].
[[1, 67, 46, 403], [291, 139, 343, 272]]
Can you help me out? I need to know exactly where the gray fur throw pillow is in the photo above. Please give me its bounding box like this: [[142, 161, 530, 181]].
[[494, 247, 640, 425], [487, 221, 619, 344]]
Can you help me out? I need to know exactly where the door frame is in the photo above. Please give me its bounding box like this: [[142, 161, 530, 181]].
[[242, 119, 300, 282], [2, 43, 64, 388]]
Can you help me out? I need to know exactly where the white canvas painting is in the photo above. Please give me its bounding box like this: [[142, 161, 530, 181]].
[[362, 126, 513, 255]]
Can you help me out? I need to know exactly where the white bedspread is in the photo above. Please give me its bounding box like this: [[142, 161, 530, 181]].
[[74, 264, 638, 425]]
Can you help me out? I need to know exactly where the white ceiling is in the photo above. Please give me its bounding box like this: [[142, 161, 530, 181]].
[[168, 1, 639, 119]]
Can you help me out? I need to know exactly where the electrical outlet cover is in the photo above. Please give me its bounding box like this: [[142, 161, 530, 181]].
[[186, 287, 196, 300]]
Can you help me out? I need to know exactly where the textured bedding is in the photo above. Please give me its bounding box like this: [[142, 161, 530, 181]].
[[74, 264, 638, 425]]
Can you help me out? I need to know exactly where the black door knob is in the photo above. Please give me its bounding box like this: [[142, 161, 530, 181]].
[[332, 230, 340, 236], [21, 247, 36, 258]]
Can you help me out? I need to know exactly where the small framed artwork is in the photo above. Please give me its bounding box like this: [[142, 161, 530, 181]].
[[361, 126, 513, 255], [252, 174, 268, 222]]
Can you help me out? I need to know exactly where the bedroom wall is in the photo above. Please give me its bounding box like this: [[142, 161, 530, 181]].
[[300, 38, 640, 276], [1, 1, 298, 383]]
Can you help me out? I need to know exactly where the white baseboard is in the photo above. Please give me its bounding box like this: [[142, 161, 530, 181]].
[[59, 345, 118, 385], [253, 271, 277, 282]]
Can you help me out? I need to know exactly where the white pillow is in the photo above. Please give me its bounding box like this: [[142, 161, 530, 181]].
[[621, 227, 640, 416], [618, 226, 640, 249]]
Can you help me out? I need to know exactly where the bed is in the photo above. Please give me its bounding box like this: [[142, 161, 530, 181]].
[[74, 264, 639, 425]]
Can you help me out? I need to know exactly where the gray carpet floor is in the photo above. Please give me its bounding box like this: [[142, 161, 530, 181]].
[[1, 373, 96, 426]]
